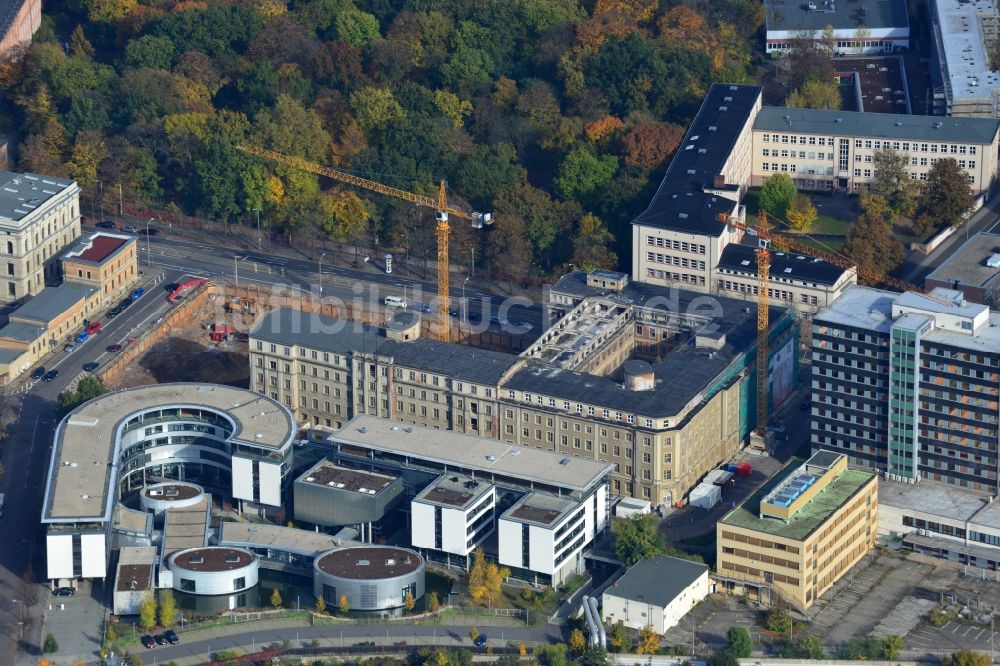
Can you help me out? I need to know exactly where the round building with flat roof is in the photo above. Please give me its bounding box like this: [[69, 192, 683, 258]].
[[313, 546, 424, 612], [140, 481, 205, 514], [168, 546, 259, 596]]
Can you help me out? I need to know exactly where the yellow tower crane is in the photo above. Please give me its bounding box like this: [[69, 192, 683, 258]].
[[718, 208, 924, 443], [237, 144, 492, 341]]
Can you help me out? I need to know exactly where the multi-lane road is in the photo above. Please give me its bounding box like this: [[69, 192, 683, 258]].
[[137, 231, 547, 333]]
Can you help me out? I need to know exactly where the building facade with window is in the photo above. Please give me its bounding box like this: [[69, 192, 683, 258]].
[[751, 107, 1000, 194], [61, 232, 138, 308], [716, 452, 878, 611], [811, 286, 1000, 493], [0, 171, 81, 303], [250, 288, 798, 507], [763, 0, 909, 55]]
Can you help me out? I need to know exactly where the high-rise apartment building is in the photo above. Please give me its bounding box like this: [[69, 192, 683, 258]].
[[811, 286, 1000, 492]]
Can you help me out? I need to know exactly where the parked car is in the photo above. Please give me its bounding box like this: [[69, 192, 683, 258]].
[[75, 331, 89, 344], [164, 629, 179, 645], [42, 370, 58, 382], [119, 297, 133, 310], [107, 344, 122, 353], [131, 287, 145, 301], [82, 362, 99, 373], [31, 367, 45, 380], [141, 635, 156, 649], [86, 321, 102, 335], [63, 343, 76, 353], [122, 225, 138, 234], [418, 303, 432, 313], [473, 635, 488, 648], [106, 306, 121, 318], [154, 635, 168, 646], [96, 220, 116, 229], [52, 587, 74, 597], [139, 227, 160, 236]]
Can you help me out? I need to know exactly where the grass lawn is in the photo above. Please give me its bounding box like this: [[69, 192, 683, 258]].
[[743, 188, 854, 238], [789, 235, 845, 253]]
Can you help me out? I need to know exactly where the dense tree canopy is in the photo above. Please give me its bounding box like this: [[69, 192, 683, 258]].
[[5, 0, 764, 279]]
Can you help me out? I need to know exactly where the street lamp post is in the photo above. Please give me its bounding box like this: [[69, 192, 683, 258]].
[[253, 208, 261, 250], [145, 217, 153, 266], [462, 276, 470, 326], [319, 252, 327, 295]]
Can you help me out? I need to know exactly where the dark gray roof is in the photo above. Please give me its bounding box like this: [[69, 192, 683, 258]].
[[754, 106, 1000, 145], [0, 321, 46, 343], [764, 0, 908, 32], [0, 347, 26, 363], [518, 277, 788, 417], [251, 308, 518, 386], [606, 555, 709, 607], [718, 243, 849, 286], [0, 171, 76, 224], [632, 84, 761, 236], [10, 283, 93, 325], [0, 1, 29, 39]]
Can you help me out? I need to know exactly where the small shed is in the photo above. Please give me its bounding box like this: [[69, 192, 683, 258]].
[[688, 482, 721, 509]]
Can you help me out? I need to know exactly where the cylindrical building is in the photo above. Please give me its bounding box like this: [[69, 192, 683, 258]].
[[168, 546, 258, 596], [313, 546, 424, 612], [139, 482, 205, 515]]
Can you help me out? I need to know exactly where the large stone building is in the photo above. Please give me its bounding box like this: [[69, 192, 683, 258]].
[[811, 286, 1000, 492], [250, 281, 799, 506], [0, 171, 81, 303], [716, 452, 878, 611], [930, 0, 1000, 117]]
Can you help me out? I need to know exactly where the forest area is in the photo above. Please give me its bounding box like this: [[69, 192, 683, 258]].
[[0, 0, 765, 281]]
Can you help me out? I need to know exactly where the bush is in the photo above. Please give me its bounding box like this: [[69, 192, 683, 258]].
[[726, 626, 753, 658], [43, 633, 59, 654]]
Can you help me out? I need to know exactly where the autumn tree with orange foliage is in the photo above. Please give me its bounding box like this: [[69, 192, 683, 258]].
[[621, 123, 685, 170], [585, 116, 624, 143]]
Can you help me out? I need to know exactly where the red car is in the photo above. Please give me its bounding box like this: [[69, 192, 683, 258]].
[[86, 322, 102, 335]]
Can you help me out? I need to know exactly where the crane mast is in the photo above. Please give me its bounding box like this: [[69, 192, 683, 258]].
[[237, 144, 492, 341]]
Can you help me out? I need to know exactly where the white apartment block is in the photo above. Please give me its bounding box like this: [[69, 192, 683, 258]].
[[0, 171, 81, 303], [498, 486, 608, 585], [410, 475, 496, 559]]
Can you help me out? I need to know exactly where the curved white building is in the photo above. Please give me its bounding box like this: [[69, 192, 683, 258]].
[[313, 546, 424, 612], [42, 383, 296, 585], [139, 482, 205, 515], [168, 546, 259, 595]]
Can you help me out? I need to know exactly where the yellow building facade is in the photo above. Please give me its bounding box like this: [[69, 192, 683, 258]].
[[716, 452, 877, 612]]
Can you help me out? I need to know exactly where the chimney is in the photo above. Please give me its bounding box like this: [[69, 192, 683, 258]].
[[714, 174, 726, 188]]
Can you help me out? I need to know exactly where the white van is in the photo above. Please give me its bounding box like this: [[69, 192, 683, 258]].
[[384, 296, 407, 308]]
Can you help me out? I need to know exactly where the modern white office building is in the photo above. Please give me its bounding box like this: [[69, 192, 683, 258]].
[[41, 384, 296, 586]]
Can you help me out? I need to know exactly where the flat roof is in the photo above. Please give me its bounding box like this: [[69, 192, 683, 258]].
[[0, 347, 26, 365], [113, 503, 151, 535], [315, 546, 422, 579], [0, 172, 76, 225], [764, 0, 908, 32], [835, 57, 911, 114], [143, 482, 202, 502], [220, 521, 349, 556], [606, 555, 709, 608], [296, 460, 397, 496], [879, 476, 993, 524], [719, 458, 876, 541], [63, 233, 132, 265], [754, 106, 1000, 145], [504, 492, 578, 527], [718, 243, 851, 286], [335, 416, 613, 493], [163, 497, 210, 557], [252, 308, 519, 386], [933, 0, 1000, 104], [926, 232, 1000, 289], [10, 283, 94, 326], [414, 474, 493, 510], [115, 547, 156, 592], [0, 321, 47, 343], [631, 84, 761, 236], [170, 546, 254, 573], [43, 383, 295, 523], [815, 285, 1000, 351]]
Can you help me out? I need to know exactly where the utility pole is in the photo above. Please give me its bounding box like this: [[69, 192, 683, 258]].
[[253, 208, 261, 250], [234, 255, 238, 288], [470, 247, 475, 278], [118, 183, 123, 216], [146, 217, 153, 266], [98, 181, 104, 221], [319, 252, 327, 295]]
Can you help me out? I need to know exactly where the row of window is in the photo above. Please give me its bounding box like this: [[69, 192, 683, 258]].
[[717, 279, 821, 305], [644, 236, 706, 254], [644, 268, 707, 286], [761, 133, 979, 155], [645, 252, 706, 270], [761, 163, 835, 175], [762, 149, 834, 160]]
